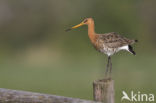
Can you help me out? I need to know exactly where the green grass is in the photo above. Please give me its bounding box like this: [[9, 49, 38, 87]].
[[0, 52, 156, 102]]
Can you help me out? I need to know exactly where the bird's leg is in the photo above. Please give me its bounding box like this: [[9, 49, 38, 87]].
[[109, 56, 112, 75], [105, 56, 110, 78]]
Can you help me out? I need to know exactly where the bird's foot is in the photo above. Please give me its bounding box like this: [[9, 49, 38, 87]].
[[104, 72, 112, 79]]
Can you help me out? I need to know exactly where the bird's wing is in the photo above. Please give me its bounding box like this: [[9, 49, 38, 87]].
[[98, 32, 135, 48]]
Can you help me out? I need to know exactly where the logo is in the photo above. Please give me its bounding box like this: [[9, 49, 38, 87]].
[[121, 91, 154, 102]]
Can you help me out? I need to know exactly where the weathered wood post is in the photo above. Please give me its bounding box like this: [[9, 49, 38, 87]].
[[93, 78, 114, 103], [0, 88, 101, 103]]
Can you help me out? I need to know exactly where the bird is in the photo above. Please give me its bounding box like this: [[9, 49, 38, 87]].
[[66, 18, 138, 77]]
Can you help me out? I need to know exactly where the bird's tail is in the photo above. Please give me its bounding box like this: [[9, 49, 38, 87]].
[[128, 45, 136, 55], [131, 39, 138, 44], [135, 39, 138, 42]]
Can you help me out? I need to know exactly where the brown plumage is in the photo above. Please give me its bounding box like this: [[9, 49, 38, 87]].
[[93, 32, 137, 56], [66, 18, 138, 77], [98, 32, 136, 48]]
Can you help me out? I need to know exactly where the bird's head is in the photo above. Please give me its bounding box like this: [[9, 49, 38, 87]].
[[65, 18, 93, 32]]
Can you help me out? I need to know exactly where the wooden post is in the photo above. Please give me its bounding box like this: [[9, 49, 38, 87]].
[[93, 78, 114, 103], [0, 88, 101, 103]]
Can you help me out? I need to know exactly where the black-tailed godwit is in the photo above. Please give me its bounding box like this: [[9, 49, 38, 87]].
[[66, 18, 138, 77]]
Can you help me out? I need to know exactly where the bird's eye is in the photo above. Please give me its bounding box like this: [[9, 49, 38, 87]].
[[83, 19, 88, 23]]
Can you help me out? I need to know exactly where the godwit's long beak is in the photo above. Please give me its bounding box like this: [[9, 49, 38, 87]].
[[65, 22, 84, 32]]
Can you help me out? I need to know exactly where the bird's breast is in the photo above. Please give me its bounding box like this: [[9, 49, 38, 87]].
[[92, 40, 118, 56]]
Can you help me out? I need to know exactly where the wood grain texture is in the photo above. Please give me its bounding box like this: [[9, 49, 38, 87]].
[[93, 78, 114, 103], [0, 88, 101, 103]]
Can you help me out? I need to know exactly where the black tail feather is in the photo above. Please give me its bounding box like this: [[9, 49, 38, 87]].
[[128, 45, 136, 55], [135, 39, 138, 42]]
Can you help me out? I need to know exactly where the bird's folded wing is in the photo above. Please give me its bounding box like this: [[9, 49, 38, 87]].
[[98, 32, 134, 48]]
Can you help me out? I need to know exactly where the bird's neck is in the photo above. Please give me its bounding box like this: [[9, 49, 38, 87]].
[[88, 21, 96, 43]]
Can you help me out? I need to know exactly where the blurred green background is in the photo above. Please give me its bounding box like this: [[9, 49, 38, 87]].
[[0, 0, 156, 102]]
